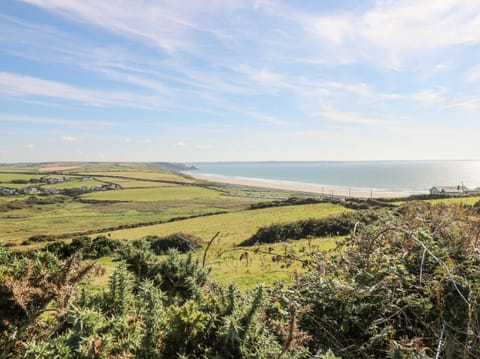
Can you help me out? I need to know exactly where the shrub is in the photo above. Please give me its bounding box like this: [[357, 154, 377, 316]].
[[294, 202, 480, 358], [144, 233, 200, 254], [45, 235, 121, 259], [240, 210, 382, 246], [28, 234, 55, 242]]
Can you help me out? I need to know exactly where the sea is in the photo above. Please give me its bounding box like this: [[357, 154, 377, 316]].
[[186, 161, 480, 194]]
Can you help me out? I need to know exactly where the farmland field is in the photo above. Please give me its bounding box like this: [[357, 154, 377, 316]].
[[108, 202, 349, 247], [0, 173, 43, 182], [42, 179, 104, 189], [96, 177, 175, 188], [427, 195, 480, 205], [78, 170, 195, 183], [80, 186, 223, 202]]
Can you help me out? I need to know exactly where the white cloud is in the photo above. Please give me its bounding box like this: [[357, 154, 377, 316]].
[[315, 109, 397, 126], [124, 137, 151, 144], [0, 72, 171, 110], [60, 135, 78, 142], [0, 114, 117, 127], [278, 0, 480, 67], [24, 144, 34, 149], [195, 144, 212, 150], [445, 98, 480, 111], [174, 141, 186, 147], [409, 88, 447, 104], [18, 0, 245, 54], [242, 110, 293, 127], [464, 64, 480, 83]]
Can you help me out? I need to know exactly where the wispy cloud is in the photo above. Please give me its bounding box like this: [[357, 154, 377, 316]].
[[124, 137, 152, 144], [60, 135, 78, 142], [315, 109, 396, 126], [293, 0, 480, 67], [464, 64, 480, 83], [18, 0, 244, 54], [0, 114, 117, 127], [241, 110, 293, 127], [0, 72, 171, 109]]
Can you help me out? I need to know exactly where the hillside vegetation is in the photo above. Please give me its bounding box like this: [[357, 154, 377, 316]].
[[2, 163, 480, 357], [1, 202, 479, 358]]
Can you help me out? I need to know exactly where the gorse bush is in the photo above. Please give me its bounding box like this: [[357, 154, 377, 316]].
[[0, 246, 96, 358], [45, 235, 121, 259], [15, 250, 308, 359], [294, 202, 480, 358], [144, 233, 200, 254], [44, 232, 200, 261]]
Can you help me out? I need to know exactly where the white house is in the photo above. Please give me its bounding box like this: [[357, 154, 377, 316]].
[[24, 186, 39, 194], [429, 185, 468, 196], [466, 187, 480, 195]]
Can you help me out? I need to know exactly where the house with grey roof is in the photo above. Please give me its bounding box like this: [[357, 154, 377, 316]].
[[429, 185, 469, 196]]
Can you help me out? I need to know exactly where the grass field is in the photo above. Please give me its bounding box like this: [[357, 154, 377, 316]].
[[96, 177, 175, 188], [426, 196, 480, 206], [0, 173, 43, 182], [79, 171, 194, 183], [80, 186, 223, 202], [87, 236, 342, 290], [0, 183, 32, 189], [0, 200, 241, 245], [209, 236, 340, 287], [108, 202, 349, 248], [42, 179, 104, 189]]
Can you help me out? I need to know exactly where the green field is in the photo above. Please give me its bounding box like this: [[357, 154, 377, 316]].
[[80, 186, 223, 202], [42, 179, 104, 189], [0, 183, 32, 189], [88, 236, 341, 289], [97, 177, 175, 188], [79, 170, 194, 183], [0, 172, 43, 182], [0, 199, 248, 245], [108, 202, 349, 247], [427, 196, 480, 205]]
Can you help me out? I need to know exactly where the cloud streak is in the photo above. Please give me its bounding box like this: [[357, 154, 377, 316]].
[[0, 72, 171, 110]]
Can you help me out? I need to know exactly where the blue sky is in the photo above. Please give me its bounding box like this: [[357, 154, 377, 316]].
[[1, 0, 480, 162]]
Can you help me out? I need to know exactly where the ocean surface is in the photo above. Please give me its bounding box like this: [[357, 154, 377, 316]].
[[187, 161, 480, 194]]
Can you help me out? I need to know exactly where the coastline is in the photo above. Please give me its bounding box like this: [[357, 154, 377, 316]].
[[186, 172, 406, 199]]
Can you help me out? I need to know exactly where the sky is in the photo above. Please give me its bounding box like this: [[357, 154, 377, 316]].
[[1, 0, 480, 163]]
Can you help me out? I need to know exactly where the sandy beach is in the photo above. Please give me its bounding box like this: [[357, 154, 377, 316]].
[[187, 172, 404, 199]]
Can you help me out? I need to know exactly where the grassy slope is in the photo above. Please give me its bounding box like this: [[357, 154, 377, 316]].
[[89, 236, 342, 290], [96, 177, 175, 188], [427, 196, 480, 205], [108, 202, 349, 248], [0, 173, 44, 182], [78, 170, 194, 183], [80, 186, 221, 202]]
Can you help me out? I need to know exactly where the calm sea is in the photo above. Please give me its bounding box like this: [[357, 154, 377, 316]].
[[187, 161, 480, 194]]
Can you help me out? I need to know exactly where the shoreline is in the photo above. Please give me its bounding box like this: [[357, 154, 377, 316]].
[[186, 172, 409, 199]]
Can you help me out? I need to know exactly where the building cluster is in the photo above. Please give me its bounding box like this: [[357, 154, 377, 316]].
[[40, 176, 69, 184], [0, 187, 18, 195], [429, 185, 480, 196], [1, 178, 120, 196]]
